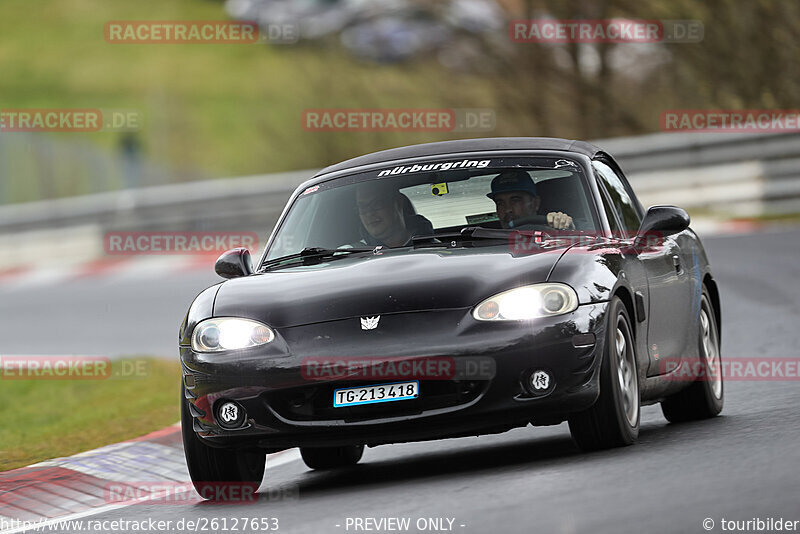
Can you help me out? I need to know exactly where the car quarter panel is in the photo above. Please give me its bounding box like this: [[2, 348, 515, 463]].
[[547, 243, 658, 399]]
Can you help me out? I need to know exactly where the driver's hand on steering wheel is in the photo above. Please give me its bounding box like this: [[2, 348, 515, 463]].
[[546, 211, 575, 230]]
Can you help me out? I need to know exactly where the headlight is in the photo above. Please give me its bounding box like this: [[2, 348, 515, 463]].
[[191, 318, 275, 352], [473, 283, 578, 321]]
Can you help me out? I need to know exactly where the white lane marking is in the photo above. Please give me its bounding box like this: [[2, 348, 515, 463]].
[[1, 449, 301, 534]]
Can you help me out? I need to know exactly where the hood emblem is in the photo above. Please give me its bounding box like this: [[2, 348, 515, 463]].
[[360, 316, 380, 330]]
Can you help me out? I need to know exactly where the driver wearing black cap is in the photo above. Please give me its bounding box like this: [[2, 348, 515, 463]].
[[487, 170, 574, 230]]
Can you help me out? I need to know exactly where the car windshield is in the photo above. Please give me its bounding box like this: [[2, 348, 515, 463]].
[[264, 156, 598, 263]]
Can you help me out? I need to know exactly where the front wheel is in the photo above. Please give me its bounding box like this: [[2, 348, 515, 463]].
[[568, 296, 640, 451], [181, 386, 266, 500], [300, 445, 365, 470], [660, 287, 724, 422]]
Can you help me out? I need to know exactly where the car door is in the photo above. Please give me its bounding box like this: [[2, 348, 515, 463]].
[[592, 159, 693, 377]]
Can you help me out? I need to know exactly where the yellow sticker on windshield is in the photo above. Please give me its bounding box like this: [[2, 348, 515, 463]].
[[431, 183, 448, 196]]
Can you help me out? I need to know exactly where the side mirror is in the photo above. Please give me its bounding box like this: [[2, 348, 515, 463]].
[[637, 205, 690, 239], [215, 248, 253, 279]]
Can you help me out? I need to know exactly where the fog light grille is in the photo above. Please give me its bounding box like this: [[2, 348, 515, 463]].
[[522, 369, 555, 396], [215, 400, 246, 429]]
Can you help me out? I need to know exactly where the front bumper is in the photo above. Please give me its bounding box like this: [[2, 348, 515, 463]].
[[181, 302, 609, 450]]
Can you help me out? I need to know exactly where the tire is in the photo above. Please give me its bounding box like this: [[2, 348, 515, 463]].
[[181, 386, 266, 501], [660, 287, 724, 422], [568, 296, 640, 451], [300, 445, 365, 470]]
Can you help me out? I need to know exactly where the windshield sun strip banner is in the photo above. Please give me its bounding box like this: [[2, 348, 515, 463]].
[[377, 159, 492, 176], [295, 156, 584, 199], [375, 156, 582, 178]]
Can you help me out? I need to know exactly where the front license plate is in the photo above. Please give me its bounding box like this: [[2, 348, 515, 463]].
[[333, 381, 419, 407]]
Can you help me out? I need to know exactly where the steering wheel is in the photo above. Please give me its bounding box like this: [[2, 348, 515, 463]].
[[506, 215, 557, 244], [508, 214, 550, 230]]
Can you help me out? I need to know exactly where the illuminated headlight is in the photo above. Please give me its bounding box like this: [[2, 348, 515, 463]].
[[473, 283, 578, 321], [191, 318, 275, 352]]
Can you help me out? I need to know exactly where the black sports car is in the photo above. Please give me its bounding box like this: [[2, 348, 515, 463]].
[[179, 137, 723, 497]]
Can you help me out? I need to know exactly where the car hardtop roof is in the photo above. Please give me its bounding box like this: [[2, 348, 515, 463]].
[[314, 137, 602, 177]]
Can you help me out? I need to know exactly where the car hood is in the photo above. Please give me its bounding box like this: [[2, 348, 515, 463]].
[[213, 245, 570, 328]]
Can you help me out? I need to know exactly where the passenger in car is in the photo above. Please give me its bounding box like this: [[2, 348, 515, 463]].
[[355, 181, 433, 247]]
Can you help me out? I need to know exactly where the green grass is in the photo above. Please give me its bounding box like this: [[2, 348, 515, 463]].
[[0, 0, 503, 202], [0, 357, 180, 471]]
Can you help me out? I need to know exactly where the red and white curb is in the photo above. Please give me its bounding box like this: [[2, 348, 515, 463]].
[[0, 255, 219, 290], [0, 424, 300, 533], [689, 217, 765, 236]]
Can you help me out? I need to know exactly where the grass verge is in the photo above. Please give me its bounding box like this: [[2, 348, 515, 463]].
[[0, 357, 180, 471], [0, 0, 500, 203]]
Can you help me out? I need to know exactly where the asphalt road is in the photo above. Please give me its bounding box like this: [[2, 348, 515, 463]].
[[9, 227, 800, 533], [0, 268, 219, 358]]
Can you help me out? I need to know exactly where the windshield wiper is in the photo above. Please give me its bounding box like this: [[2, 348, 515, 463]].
[[260, 246, 379, 271], [412, 227, 511, 248], [413, 227, 599, 250]]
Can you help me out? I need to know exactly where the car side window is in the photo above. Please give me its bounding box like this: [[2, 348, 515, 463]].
[[592, 161, 641, 237], [595, 178, 622, 234]]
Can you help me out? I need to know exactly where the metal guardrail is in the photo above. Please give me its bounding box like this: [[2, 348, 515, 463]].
[[0, 170, 312, 235], [599, 132, 800, 216], [1, 132, 799, 238], [596, 132, 800, 173]]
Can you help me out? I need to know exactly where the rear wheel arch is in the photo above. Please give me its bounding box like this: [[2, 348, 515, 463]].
[[703, 274, 721, 344], [660, 284, 724, 422]]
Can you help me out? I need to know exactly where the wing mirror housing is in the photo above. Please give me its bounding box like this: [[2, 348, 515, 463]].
[[635, 205, 690, 243], [215, 248, 253, 279]]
